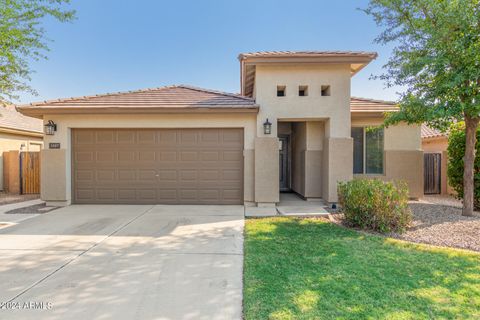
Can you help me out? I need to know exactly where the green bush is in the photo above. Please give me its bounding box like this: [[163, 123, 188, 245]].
[[447, 122, 480, 210], [337, 179, 412, 233]]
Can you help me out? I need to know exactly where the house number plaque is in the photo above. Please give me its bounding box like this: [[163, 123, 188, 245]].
[[49, 143, 61, 149]]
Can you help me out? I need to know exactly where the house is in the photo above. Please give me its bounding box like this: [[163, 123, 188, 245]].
[[0, 105, 43, 191], [422, 124, 452, 195], [17, 51, 423, 207]]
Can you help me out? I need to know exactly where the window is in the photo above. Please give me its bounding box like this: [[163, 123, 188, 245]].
[[277, 85, 286, 97], [321, 85, 331, 96], [298, 85, 308, 96], [351, 127, 384, 174]]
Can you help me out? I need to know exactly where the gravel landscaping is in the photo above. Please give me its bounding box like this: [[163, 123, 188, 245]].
[[332, 195, 480, 252], [5, 203, 60, 214], [390, 197, 480, 252]]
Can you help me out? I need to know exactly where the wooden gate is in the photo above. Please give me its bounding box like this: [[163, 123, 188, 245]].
[[424, 153, 441, 194], [20, 152, 40, 194]]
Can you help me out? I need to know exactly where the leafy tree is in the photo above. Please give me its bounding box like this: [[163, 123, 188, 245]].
[[364, 0, 480, 216], [0, 0, 75, 104], [447, 122, 480, 210]]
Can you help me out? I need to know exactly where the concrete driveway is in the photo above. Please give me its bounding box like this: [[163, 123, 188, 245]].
[[0, 204, 244, 320]]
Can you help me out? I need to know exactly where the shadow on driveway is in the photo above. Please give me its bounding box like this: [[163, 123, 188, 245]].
[[0, 204, 244, 320]]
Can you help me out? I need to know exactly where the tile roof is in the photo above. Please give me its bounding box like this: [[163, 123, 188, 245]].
[[350, 97, 399, 112], [238, 51, 378, 60], [23, 85, 257, 108], [421, 124, 446, 139], [0, 105, 43, 133]]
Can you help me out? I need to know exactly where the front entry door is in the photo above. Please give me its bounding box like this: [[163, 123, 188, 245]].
[[279, 135, 290, 191]]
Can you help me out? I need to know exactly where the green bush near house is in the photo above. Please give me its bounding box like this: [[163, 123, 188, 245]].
[[447, 122, 480, 210], [337, 179, 412, 233]]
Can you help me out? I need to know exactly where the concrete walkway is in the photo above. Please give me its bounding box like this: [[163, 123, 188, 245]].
[[245, 193, 329, 217], [0, 205, 244, 320]]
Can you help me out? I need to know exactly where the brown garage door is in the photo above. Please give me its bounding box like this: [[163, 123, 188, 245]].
[[72, 128, 244, 204]]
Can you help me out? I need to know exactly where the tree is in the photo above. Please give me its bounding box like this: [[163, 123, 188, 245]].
[[0, 0, 75, 104], [363, 0, 480, 216], [447, 122, 480, 210]]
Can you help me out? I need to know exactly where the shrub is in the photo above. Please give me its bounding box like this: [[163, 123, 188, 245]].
[[337, 179, 412, 233], [447, 122, 480, 210]]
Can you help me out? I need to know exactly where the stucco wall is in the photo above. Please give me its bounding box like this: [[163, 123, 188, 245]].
[[422, 137, 447, 153], [41, 113, 257, 205], [254, 64, 351, 138], [0, 132, 43, 190], [352, 117, 423, 199], [254, 137, 279, 205], [252, 64, 352, 202], [290, 121, 324, 198]]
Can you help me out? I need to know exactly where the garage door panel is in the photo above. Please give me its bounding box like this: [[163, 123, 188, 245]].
[[118, 151, 136, 161], [137, 131, 156, 144], [118, 189, 136, 200], [95, 130, 115, 143], [72, 128, 243, 204], [158, 131, 178, 146], [96, 169, 115, 181], [116, 131, 136, 144], [96, 151, 115, 162], [138, 189, 157, 200], [223, 189, 242, 200], [75, 151, 94, 162], [158, 151, 176, 161], [74, 131, 95, 144]]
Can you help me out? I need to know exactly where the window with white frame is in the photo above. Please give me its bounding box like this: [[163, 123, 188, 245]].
[[351, 127, 384, 174]]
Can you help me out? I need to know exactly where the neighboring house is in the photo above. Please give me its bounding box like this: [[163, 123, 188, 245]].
[[0, 105, 43, 191], [422, 124, 452, 195], [17, 51, 423, 207]]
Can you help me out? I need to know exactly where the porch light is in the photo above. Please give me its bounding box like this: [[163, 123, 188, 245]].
[[44, 120, 57, 135], [263, 119, 272, 135]]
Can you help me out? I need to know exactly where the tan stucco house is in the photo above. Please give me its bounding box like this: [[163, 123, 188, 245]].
[[0, 105, 43, 191], [17, 51, 423, 207]]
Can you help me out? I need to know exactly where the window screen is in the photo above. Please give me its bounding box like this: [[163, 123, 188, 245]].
[[365, 128, 384, 174], [351, 127, 364, 174], [351, 127, 384, 174]]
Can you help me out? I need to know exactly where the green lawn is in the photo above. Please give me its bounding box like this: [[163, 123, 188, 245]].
[[243, 218, 480, 320]]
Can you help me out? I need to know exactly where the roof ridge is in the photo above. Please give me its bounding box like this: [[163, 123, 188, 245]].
[[176, 84, 254, 101]]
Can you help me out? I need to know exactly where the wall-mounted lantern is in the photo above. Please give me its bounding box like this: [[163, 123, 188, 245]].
[[263, 118, 272, 135], [44, 120, 57, 135]]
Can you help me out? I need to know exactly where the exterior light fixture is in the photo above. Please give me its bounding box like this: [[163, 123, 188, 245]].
[[44, 120, 57, 135], [263, 118, 272, 135]]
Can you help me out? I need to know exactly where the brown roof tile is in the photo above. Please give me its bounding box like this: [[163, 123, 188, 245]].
[[421, 124, 446, 139], [0, 105, 43, 133], [23, 85, 257, 108], [350, 97, 399, 112]]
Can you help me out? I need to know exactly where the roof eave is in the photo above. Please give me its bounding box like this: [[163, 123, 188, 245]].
[[0, 126, 43, 137], [17, 105, 260, 118], [350, 109, 398, 118]]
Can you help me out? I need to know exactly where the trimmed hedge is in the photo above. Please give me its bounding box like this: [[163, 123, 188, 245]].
[[338, 179, 412, 233], [447, 122, 480, 210]]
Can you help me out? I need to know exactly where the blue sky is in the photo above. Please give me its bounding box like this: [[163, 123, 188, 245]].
[[18, 0, 402, 104]]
